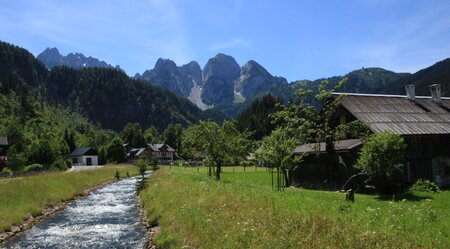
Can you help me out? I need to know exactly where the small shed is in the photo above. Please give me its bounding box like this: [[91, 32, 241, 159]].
[[70, 147, 99, 166], [291, 139, 363, 189]]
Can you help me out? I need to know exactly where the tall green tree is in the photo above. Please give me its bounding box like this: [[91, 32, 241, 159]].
[[105, 136, 127, 163], [63, 128, 77, 152], [162, 123, 183, 150], [144, 125, 159, 144], [122, 122, 145, 147], [182, 121, 251, 180]]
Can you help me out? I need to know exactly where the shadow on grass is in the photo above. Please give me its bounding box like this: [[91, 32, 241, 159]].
[[375, 191, 432, 202]]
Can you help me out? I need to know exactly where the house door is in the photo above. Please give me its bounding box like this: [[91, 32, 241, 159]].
[[86, 157, 92, 166]]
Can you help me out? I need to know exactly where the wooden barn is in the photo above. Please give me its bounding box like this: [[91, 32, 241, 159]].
[[333, 84, 450, 188]]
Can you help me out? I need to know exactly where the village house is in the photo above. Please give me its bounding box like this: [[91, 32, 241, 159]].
[[146, 144, 175, 164], [124, 143, 175, 164], [70, 147, 99, 166]]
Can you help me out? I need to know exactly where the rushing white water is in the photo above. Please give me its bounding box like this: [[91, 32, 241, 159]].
[[3, 176, 147, 249]]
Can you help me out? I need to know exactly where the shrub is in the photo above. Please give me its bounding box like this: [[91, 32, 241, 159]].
[[410, 179, 440, 193], [22, 164, 44, 172], [2, 167, 12, 173], [355, 132, 406, 194], [51, 157, 71, 170], [136, 159, 148, 178]]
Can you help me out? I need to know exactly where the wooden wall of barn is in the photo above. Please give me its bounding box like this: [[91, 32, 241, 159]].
[[405, 135, 450, 188]]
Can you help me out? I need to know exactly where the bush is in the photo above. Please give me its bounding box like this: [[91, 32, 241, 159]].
[[410, 179, 440, 193], [355, 132, 406, 194], [136, 159, 148, 178], [51, 157, 71, 170], [22, 164, 44, 172], [2, 167, 12, 173]]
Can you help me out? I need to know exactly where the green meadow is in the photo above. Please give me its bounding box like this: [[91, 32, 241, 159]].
[[140, 166, 450, 249], [0, 164, 139, 232]]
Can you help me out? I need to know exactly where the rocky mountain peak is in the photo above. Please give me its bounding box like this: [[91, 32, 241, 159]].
[[201, 53, 240, 106], [241, 60, 271, 78], [154, 58, 178, 72], [180, 61, 202, 85], [37, 47, 64, 69], [203, 53, 240, 82], [37, 48, 119, 70]]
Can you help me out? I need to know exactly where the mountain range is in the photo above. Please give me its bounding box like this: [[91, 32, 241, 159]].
[[133, 53, 290, 112], [37, 47, 122, 71], [36, 45, 450, 117]]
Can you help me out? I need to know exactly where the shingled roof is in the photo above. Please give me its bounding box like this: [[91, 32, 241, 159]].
[[293, 139, 363, 155], [335, 93, 450, 135], [147, 144, 175, 152], [70, 147, 98, 156]]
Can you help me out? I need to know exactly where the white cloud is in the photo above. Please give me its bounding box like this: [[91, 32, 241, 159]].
[[209, 38, 246, 51]]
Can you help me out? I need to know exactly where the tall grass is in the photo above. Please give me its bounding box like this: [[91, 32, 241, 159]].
[[0, 164, 139, 231], [140, 168, 450, 248]]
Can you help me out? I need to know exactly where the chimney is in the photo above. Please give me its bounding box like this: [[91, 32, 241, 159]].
[[405, 84, 415, 101], [429, 84, 442, 105]]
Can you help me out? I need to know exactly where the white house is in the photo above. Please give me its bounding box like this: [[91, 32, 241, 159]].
[[70, 147, 99, 166]]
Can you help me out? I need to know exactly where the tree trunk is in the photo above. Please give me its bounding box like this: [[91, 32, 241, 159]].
[[216, 161, 221, 181]]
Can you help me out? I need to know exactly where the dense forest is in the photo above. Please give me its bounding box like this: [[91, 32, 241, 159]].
[[45, 66, 207, 131]]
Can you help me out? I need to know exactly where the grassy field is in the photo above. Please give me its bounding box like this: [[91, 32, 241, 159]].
[[0, 164, 139, 232], [140, 166, 450, 249]]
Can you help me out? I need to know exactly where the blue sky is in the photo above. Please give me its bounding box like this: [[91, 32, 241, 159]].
[[1, 0, 450, 82]]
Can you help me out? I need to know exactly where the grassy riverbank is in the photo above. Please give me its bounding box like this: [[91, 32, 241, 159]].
[[140, 167, 450, 249], [0, 164, 139, 232]]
